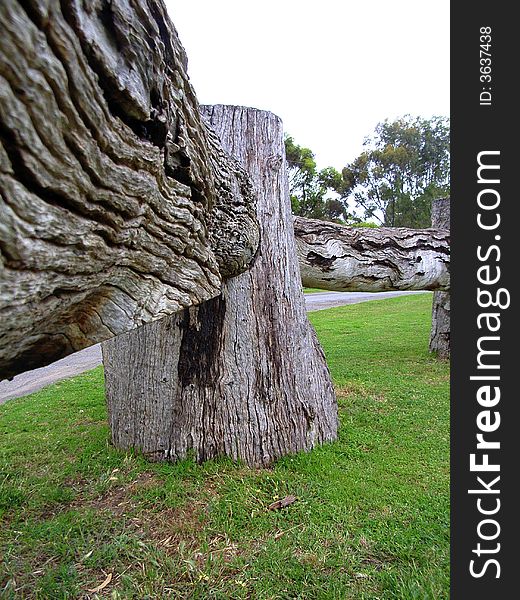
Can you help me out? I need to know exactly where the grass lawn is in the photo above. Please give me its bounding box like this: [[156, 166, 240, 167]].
[[0, 294, 449, 599]]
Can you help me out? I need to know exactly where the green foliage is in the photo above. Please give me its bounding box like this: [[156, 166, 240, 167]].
[[351, 221, 380, 228], [285, 135, 350, 223], [0, 295, 448, 598], [341, 116, 450, 227], [286, 115, 449, 228]]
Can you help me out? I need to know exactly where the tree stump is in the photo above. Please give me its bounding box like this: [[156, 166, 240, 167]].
[[102, 105, 338, 467], [429, 198, 450, 358]]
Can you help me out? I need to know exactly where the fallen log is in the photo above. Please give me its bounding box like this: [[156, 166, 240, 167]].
[[0, 1, 259, 380], [294, 216, 450, 292]]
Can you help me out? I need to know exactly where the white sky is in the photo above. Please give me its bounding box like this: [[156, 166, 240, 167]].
[[166, 0, 449, 171]]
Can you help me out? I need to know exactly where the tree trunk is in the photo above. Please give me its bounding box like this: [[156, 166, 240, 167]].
[[0, 1, 259, 380], [428, 198, 450, 358], [102, 105, 338, 467], [294, 216, 450, 292]]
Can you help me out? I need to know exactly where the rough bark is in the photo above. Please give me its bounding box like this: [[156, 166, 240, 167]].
[[429, 198, 450, 358], [0, 1, 259, 380], [294, 216, 450, 292], [103, 105, 338, 467]]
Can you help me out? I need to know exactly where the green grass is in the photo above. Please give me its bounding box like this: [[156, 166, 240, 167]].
[[0, 294, 449, 599], [303, 288, 324, 294]]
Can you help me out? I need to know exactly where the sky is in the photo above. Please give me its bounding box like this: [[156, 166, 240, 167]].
[[166, 0, 449, 171]]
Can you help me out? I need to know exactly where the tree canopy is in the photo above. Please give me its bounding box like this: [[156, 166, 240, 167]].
[[285, 115, 450, 228], [285, 135, 347, 223], [341, 116, 450, 228]]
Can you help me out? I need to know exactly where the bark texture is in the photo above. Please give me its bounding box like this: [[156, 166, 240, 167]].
[[428, 198, 450, 358], [0, 1, 259, 380], [294, 216, 450, 292], [103, 105, 338, 467]]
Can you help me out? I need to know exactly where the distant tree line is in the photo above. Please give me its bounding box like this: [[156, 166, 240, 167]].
[[285, 115, 450, 228]]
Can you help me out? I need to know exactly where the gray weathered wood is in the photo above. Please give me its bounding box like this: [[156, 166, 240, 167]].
[[429, 198, 450, 358], [0, 1, 259, 380], [103, 105, 338, 467], [294, 216, 450, 292]]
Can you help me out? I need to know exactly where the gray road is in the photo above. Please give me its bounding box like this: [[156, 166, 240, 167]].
[[304, 290, 427, 312], [0, 290, 426, 403], [0, 344, 103, 404]]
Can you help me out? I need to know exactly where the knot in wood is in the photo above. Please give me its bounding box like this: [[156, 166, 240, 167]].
[[267, 154, 283, 172]]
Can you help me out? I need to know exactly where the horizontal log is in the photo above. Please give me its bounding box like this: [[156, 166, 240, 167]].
[[294, 216, 450, 292], [0, 1, 259, 380]]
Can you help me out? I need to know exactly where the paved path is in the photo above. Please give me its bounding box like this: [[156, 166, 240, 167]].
[[0, 290, 427, 403], [305, 290, 426, 312], [0, 344, 103, 404]]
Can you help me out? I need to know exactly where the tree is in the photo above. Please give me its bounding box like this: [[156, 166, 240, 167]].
[[341, 116, 450, 227], [102, 106, 338, 468], [0, 0, 259, 380], [284, 136, 347, 223]]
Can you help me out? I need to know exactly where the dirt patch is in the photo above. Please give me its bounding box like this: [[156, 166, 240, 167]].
[[141, 500, 207, 553], [334, 384, 366, 397], [335, 384, 388, 409], [67, 471, 162, 517]]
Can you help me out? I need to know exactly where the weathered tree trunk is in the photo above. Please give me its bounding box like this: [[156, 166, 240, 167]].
[[428, 198, 450, 358], [0, 1, 259, 380], [102, 105, 338, 467], [294, 216, 450, 292]]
